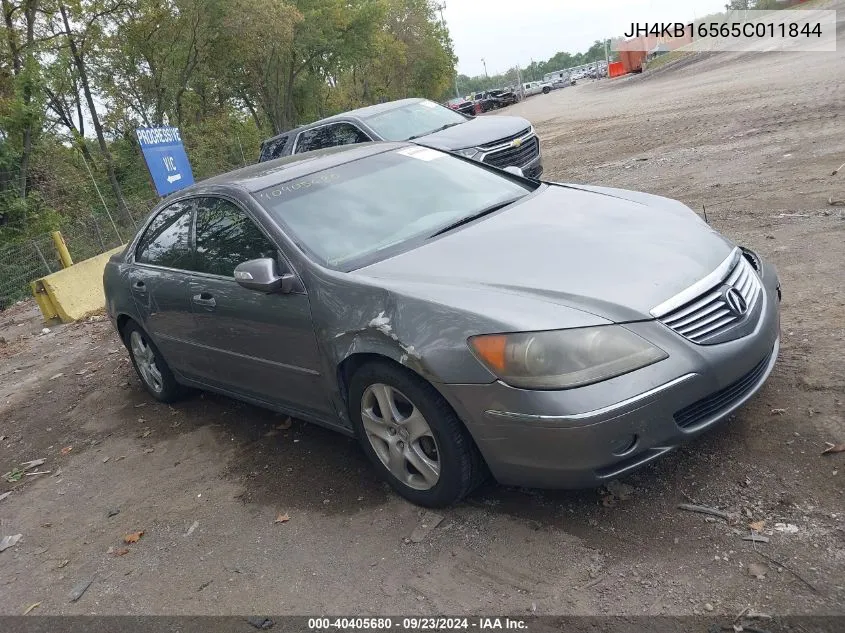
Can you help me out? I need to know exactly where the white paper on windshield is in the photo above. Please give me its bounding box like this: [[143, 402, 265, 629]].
[[397, 146, 444, 161], [420, 100, 437, 108]]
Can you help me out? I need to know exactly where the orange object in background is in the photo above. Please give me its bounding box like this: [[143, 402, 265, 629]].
[[620, 49, 646, 74], [607, 61, 626, 78]]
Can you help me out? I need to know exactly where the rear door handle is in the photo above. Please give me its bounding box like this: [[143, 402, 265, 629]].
[[192, 292, 216, 308]]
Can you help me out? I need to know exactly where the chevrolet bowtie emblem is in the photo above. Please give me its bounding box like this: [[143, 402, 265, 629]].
[[511, 138, 522, 148]]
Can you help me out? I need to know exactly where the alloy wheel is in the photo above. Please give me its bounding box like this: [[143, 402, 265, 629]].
[[130, 330, 164, 394], [360, 383, 440, 491]]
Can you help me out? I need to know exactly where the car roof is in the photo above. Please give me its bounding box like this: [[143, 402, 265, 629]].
[[260, 98, 426, 147], [183, 142, 409, 194]]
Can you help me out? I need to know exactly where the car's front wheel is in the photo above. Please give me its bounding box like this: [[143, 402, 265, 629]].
[[124, 321, 182, 403], [348, 361, 485, 507]]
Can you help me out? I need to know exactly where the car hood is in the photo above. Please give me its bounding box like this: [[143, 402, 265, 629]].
[[356, 184, 734, 323], [416, 116, 531, 151]]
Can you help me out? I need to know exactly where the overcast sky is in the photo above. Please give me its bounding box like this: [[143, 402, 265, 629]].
[[443, 0, 730, 76]]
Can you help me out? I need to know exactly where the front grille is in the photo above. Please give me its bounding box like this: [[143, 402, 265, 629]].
[[478, 127, 531, 149], [674, 348, 773, 429], [482, 136, 540, 169], [659, 256, 762, 344]]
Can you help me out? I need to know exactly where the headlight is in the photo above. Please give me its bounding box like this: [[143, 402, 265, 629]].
[[454, 147, 480, 160], [468, 326, 668, 390]]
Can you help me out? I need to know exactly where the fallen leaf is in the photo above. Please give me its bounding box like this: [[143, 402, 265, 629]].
[[49, 373, 64, 380], [61, 446, 73, 456], [57, 559, 69, 568], [747, 562, 768, 579], [22, 602, 41, 615], [123, 530, 145, 544], [770, 408, 786, 415], [143, 448, 154, 454], [113, 547, 130, 556], [0, 534, 23, 552], [277, 417, 293, 430], [274, 513, 290, 524], [3, 468, 23, 483], [822, 442, 845, 455], [749, 520, 766, 532]]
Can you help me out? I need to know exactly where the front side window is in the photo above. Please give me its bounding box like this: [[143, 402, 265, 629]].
[[135, 200, 193, 269], [363, 100, 468, 141], [192, 197, 277, 277], [253, 147, 537, 270]]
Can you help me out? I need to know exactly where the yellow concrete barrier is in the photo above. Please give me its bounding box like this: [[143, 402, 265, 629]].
[[31, 245, 126, 323]]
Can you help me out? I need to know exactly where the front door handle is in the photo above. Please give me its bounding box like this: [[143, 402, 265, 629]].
[[192, 292, 216, 308]]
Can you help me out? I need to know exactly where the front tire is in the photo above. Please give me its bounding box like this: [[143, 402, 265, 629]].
[[542, 86, 550, 94], [124, 321, 182, 403], [348, 361, 486, 507]]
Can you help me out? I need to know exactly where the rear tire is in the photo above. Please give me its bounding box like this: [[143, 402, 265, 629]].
[[348, 361, 486, 507], [542, 86, 550, 94], [123, 320, 182, 403]]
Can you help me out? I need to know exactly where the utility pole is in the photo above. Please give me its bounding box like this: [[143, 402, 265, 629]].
[[434, 2, 460, 98], [481, 58, 488, 78], [530, 57, 535, 81]]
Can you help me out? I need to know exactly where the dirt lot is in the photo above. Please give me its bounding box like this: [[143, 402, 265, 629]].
[[1, 15, 844, 618]]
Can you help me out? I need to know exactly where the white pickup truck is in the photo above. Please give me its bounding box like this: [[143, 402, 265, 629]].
[[521, 80, 552, 97]]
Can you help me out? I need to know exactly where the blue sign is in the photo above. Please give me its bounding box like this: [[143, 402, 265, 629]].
[[136, 127, 195, 197]]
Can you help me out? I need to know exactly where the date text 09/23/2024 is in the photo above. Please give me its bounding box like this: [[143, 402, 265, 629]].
[[307, 617, 528, 630]]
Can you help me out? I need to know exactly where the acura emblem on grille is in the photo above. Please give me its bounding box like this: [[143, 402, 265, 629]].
[[723, 286, 748, 316]]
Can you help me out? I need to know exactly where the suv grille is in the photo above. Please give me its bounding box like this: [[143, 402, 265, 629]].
[[674, 348, 772, 429], [659, 256, 762, 344], [483, 136, 540, 169], [478, 128, 531, 149]]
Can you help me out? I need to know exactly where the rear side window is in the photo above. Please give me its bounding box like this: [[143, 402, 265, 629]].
[[135, 201, 193, 269], [192, 197, 277, 277], [259, 134, 292, 162], [295, 123, 369, 154]]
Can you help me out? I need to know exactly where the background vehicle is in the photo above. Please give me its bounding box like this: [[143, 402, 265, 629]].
[[522, 80, 552, 96], [483, 88, 520, 108], [445, 96, 476, 116], [105, 142, 780, 507], [258, 98, 543, 179], [544, 70, 575, 88]]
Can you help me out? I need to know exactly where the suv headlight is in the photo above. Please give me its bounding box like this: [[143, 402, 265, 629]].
[[455, 147, 480, 160], [468, 326, 668, 390]]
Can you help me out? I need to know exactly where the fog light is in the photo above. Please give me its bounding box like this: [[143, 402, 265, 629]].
[[609, 434, 638, 456]]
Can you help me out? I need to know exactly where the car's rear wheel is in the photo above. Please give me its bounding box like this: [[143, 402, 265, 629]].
[[124, 321, 182, 403], [348, 361, 486, 507], [542, 86, 550, 94]]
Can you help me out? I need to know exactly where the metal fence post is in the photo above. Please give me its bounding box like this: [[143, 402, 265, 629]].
[[51, 231, 74, 269], [32, 240, 53, 275]]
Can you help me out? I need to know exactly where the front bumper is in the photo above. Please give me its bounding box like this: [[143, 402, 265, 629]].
[[440, 258, 781, 489], [522, 154, 544, 179]]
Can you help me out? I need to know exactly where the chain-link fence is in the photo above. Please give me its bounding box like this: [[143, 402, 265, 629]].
[[0, 197, 158, 308]]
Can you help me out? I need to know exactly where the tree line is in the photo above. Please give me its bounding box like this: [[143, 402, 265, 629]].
[[0, 0, 456, 241]]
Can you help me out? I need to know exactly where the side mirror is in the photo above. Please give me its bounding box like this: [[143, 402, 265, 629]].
[[503, 165, 525, 177], [234, 258, 295, 294]]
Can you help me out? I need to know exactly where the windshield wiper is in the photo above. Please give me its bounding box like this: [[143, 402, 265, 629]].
[[428, 198, 522, 239], [407, 122, 462, 141]]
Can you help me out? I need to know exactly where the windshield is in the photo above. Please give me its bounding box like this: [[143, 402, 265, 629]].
[[363, 100, 469, 141], [253, 147, 536, 270]]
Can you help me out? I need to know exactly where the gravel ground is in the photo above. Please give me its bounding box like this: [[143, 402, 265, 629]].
[[1, 12, 844, 618]]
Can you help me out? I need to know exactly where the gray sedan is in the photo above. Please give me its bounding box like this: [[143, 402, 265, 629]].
[[104, 142, 781, 507]]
